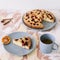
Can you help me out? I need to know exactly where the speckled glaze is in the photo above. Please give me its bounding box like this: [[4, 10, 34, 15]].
[[40, 34, 58, 54]]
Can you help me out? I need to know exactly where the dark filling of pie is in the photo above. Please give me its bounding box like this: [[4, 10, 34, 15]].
[[47, 14, 53, 19], [31, 19, 34, 21], [31, 16, 35, 18], [34, 21, 38, 23], [22, 40, 25, 46], [26, 13, 29, 16], [38, 12, 40, 15], [30, 12, 33, 14], [34, 21, 37, 23], [25, 19, 27, 20], [39, 19, 42, 22], [33, 23, 35, 25], [15, 39, 18, 41], [26, 14, 29, 18], [22, 40, 24, 43], [25, 38, 28, 40], [28, 21, 30, 22], [22, 42, 28, 46], [30, 23, 32, 24], [25, 42, 28, 46], [36, 9, 40, 11], [27, 16, 29, 19], [44, 11, 46, 13], [22, 43, 25, 46], [37, 24, 39, 25], [42, 15, 44, 18], [35, 16, 37, 19]]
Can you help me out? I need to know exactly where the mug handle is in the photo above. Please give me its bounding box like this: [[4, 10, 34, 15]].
[[52, 42, 59, 50]]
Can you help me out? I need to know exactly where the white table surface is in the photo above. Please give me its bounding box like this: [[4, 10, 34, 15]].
[[0, 0, 60, 10]]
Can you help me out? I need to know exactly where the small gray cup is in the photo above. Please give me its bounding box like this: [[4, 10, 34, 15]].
[[40, 34, 58, 54]]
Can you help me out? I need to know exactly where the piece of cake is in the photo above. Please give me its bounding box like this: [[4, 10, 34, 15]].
[[13, 37, 32, 49]]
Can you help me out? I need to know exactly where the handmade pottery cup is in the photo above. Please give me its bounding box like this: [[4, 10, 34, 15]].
[[40, 34, 58, 54]]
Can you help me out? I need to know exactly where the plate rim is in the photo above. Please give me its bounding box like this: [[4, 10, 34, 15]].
[[22, 15, 57, 31], [3, 32, 36, 56]]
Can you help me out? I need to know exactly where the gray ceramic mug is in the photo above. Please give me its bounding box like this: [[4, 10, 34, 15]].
[[40, 34, 58, 54]]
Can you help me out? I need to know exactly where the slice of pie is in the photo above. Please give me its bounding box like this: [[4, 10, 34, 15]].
[[41, 10, 55, 23], [13, 37, 32, 49]]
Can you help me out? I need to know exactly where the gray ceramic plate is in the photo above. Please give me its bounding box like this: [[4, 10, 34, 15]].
[[23, 19, 57, 31], [41, 20, 57, 31], [4, 32, 36, 56]]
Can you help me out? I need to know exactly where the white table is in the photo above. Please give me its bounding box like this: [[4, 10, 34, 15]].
[[0, 9, 60, 60]]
